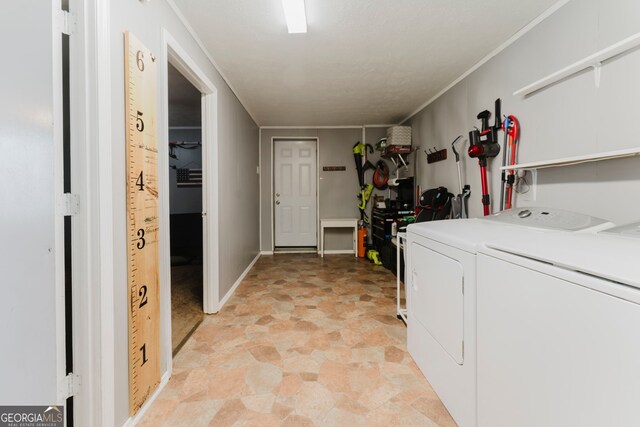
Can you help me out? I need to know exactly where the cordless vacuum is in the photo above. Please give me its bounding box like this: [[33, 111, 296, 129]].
[[468, 99, 502, 216]]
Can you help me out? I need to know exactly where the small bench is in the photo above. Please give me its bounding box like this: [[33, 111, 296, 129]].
[[319, 218, 359, 258]]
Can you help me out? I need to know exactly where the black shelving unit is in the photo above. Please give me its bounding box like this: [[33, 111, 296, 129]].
[[372, 208, 395, 249], [371, 208, 414, 249]]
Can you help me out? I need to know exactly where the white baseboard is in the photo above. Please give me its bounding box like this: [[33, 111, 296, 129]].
[[218, 252, 261, 311], [321, 249, 356, 255], [274, 250, 317, 254], [123, 370, 171, 427], [260, 251, 274, 255]]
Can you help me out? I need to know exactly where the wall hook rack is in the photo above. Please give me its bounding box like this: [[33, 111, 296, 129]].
[[426, 148, 448, 164]]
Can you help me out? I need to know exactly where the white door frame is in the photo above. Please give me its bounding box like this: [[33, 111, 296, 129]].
[[271, 137, 320, 251], [67, 0, 114, 425], [160, 30, 220, 319]]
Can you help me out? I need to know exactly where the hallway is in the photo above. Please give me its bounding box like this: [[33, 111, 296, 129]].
[[139, 254, 455, 426]]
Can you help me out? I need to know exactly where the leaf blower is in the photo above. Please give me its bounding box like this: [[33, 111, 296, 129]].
[[353, 141, 374, 223], [372, 160, 389, 190]]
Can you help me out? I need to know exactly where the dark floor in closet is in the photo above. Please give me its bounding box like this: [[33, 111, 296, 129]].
[[171, 262, 204, 354]]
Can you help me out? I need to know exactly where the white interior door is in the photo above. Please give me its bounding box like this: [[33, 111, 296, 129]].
[[0, 1, 65, 405], [274, 139, 317, 247]]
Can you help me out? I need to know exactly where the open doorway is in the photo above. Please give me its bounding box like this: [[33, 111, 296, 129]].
[[167, 63, 204, 354]]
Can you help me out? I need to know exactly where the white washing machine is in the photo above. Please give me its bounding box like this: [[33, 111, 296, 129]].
[[476, 225, 640, 427], [405, 208, 611, 427]]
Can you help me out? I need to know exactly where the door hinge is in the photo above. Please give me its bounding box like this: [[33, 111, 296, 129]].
[[58, 193, 80, 216], [60, 373, 80, 399], [58, 10, 77, 36]]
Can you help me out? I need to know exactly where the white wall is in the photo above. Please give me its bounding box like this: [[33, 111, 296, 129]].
[[168, 128, 202, 214], [406, 0, 640, 224], [260, 127, 392, 252], [106, 1, 259, 424]]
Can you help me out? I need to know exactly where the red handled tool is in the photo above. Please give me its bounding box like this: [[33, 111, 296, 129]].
[[504, 115, 520, 210], [468, 99, 502, 216], [499, 116, 509, 211]]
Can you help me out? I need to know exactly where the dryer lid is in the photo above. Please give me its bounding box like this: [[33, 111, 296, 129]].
[[482, 230, 640, 289], [599, 221, 640, 239], [482, 207, 612, 232]]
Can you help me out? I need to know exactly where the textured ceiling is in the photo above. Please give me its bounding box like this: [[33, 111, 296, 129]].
[[172, 0, 559, 126]]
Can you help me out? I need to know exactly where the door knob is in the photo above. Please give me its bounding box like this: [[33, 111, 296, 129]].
[[276, 200, 280, 205]]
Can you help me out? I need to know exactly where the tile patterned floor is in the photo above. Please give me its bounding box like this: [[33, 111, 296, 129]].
[[140, 254, 456, 427]]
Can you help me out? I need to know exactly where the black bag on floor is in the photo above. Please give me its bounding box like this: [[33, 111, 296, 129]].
[[379, 241, 395, 270]]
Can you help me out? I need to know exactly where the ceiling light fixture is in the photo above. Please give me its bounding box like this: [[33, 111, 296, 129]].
[[281, 0, 307, 34]]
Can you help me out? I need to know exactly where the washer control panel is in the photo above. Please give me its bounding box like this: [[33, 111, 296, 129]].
[[599, 222, 640, 239], [482, 207, 611, 231]]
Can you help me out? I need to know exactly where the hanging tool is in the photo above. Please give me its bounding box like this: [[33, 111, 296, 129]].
[[372, 160, 390, 190], [468, 98, 502, 216], [450, 136, 471, 219], [499, 116, 510, 211], [358, 184, 374, 211], [504, 115, 520, 210], [353, 141, 375, 223]]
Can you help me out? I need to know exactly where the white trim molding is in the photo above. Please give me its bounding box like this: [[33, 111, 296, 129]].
[[260, 124, 394, 129], [81, 0, 117, 424], [258, 127, 263, 252], [400, 0, 570, 124], [161, 28, 220, 316], [52, 0, 67, 408], [270, 137, 320, 252], [160, 30, 221, 400], [123, 371, 171, 427], [66, 0, 98, 424], [274, 249, 318, 254], [218, 253, 261, 310]]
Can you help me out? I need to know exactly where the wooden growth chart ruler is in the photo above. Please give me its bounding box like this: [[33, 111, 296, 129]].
[[124, 32, 161, 416]]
